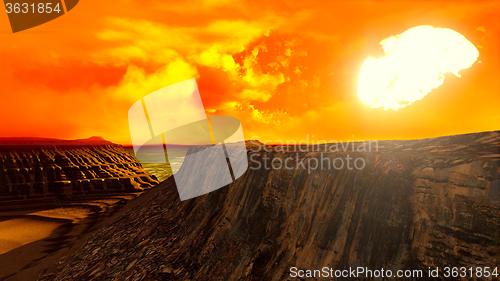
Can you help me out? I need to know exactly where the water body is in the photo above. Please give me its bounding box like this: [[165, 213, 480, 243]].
[[126, 146, 187, 182]]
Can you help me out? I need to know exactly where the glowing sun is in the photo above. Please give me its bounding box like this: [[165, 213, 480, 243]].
[[357, 25, 479, 110]]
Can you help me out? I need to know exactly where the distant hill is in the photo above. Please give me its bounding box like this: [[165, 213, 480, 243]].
[[0, 136, 113, 146]]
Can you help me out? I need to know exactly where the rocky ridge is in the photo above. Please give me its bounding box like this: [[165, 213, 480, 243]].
[[0, 138, 158, 200], [38, 131, 499, 280]]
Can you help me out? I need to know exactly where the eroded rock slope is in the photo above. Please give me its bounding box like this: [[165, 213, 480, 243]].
[[0, 137, 158, 199], [39, 131, 499, 280]]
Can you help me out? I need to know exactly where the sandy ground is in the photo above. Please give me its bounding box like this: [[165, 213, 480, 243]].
[[0, 218, 62, 255], [0, 193, 142, 281]]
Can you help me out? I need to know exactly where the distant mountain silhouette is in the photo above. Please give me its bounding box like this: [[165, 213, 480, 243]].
[[0, 136, 112, 146]]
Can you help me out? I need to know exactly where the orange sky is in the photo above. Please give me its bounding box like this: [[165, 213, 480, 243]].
[[0, 0, 499, 144]]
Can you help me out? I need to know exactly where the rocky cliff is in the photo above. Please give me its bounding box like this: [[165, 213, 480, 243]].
[[38, 131, 499, 280], [0, 137, 158, 200]]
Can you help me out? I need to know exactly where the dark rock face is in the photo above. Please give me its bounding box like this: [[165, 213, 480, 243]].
[[0, 143, 158, 199], [39, 131, 499, 281]]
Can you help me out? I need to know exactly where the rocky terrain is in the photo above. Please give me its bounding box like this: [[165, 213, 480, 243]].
[[0, 137, 159, 200], [36, 131, 499, 280]]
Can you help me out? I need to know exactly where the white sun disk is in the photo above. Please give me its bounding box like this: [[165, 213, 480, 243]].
[[357, 25, 479, 110]]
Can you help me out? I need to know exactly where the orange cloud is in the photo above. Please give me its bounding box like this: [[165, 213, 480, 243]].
[[0, 0, 498, 144]]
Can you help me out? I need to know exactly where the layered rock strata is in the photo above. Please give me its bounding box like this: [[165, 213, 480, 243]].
[[0, 139, 158, 199], [37, 131, 499, 280]]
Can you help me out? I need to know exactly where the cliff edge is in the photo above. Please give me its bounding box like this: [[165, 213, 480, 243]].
[[38, 131, 499, 280]]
